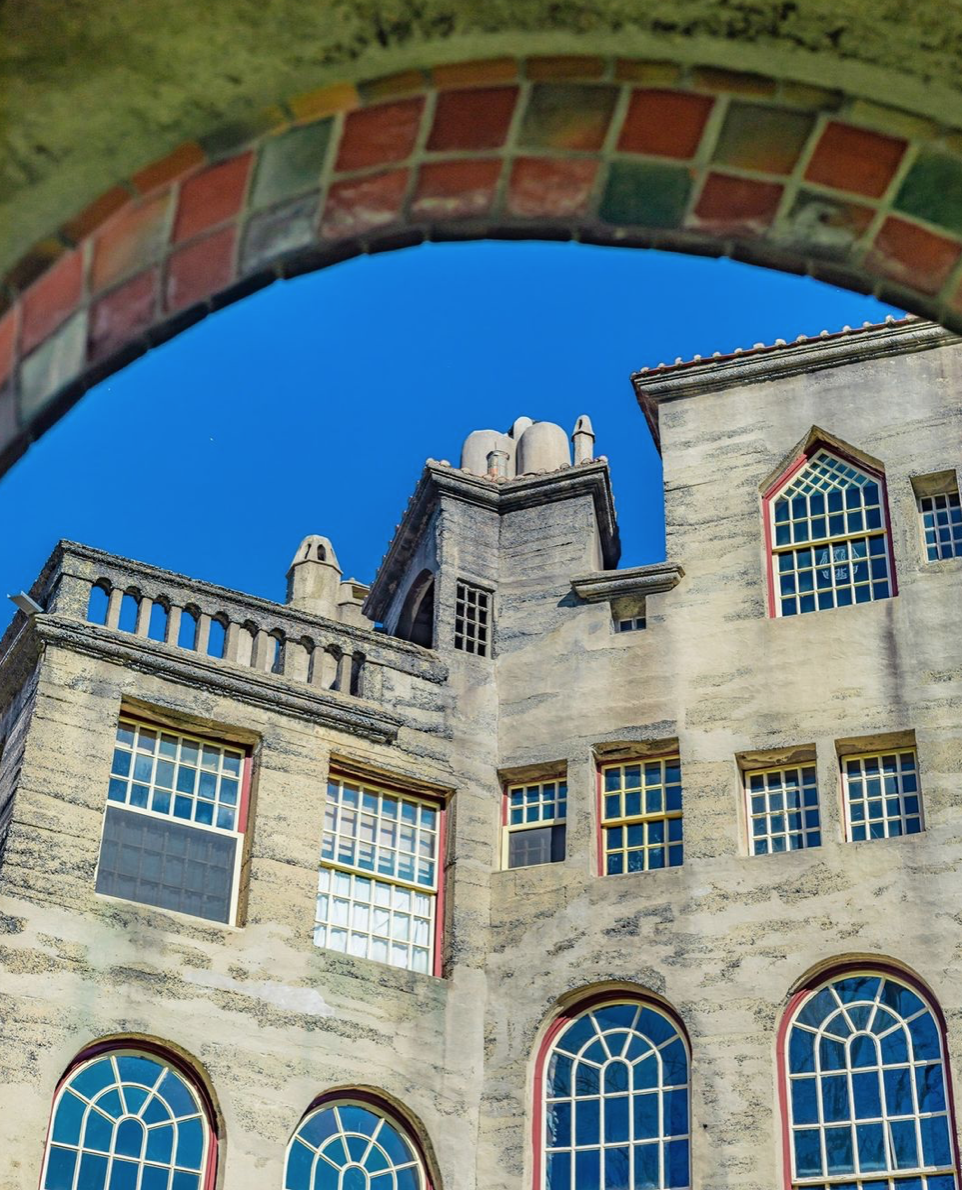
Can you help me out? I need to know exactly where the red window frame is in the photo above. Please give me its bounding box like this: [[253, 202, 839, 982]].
[[324, 769, 448, 978], [38, 1039, 219, 1190], [762, 440, 899, 619], [775, 960, 962, 1190]]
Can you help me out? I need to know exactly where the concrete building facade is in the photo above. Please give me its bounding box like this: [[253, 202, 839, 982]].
[[1, 316, 961, 1190]]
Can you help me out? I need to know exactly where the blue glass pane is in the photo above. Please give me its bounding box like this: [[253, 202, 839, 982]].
[[43, 1147, 76, 1190], [143, 1097, 172, 1126], [916, 1064, 947, 1113], [660, 1039, 688, 1086], [890, 1119, 919, 1169], [855, 1122, 885, 1172], [320, 1136, 348, 1168], [77, 1153, 109, 1190], [546, 1102, 571, 1148], [908, 1012, 942, 1061], [146, 1124, 174, 1164], [852, 1071, 882, 1119], [820, 1038, 846, 1071], [606, 1033, 631, 1060], [633, 1054, 657, 1090], [633, 1092, 658, 1141], [883, 1068, 913, 1115], [824, 1125, 855, 1174], [345, 1135, 368, 1162], [176, 1117, 204, 1170], [584, 1040, 607, 1065], [122, 1087, 149, 1115], [285, 1138, 314, 1188], [140, 1167, 170, 1190], [665, 1089, 688, 1137], [822, 1076, 851, 1122], [666, 1139, 689, 1188], [636, 1009, 677, 1048], [880, 981, 924, 1019], [559, 1015, 599, 1056], [109, 1159, 140, 1190], [594, 1004, 639, 1033], [605, 1061, 630, 1093], [791, 1078, 818, 1126], [870, 1008, 898, 1036], [881, 1028, 909, 1066], [548, 1053, 572, 1097], [313, 1163, 339, 1190], [83, 1110, 112, 1154], [847, 1005, 873, 1030], [575, 1062, 600, 1097], [157, 1071, 197, 1119], [97, 1090, 123, 1120], [171, 1174, 199, 1190], [52, 1091, 85, 1145], [576, 1098, 600, 1146], [342, 1169, 366, 1190], [835, 977, 881, 1004], [798, 989, 836, 1028], [70, 1060, 115, 1100], [115, 1117, 145, 1158], [366, 1144, 389, 1173], [605, 1095, 630, 1144], [850, 1034, 878, 1068], [575, 1148, 600, 1190], [605, 1146, 630, 1190], [337, 1106, 380, 1138], [546, 1151, 571, 1190], [633, 1143, 658, 1190], [921, 1115, 953, 1168]]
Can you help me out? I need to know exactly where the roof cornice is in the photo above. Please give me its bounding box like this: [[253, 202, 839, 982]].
[[571, 562, 684, 603], [631, 320, 959, 450]]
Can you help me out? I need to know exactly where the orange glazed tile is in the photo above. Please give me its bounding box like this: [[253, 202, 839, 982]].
[[692, 67, 776, 97], [165, 226, 237, 312], [692, 173, 783, 234], [91, 192, 172, 293], [526, 56, 606, 81], [132, 142, 206, 195], [21, 250, 84, 354], [289, 82, 360, 123], [867, 217, 962, 296], [173, 153, 252, 243], [805, 122, 907, 199], [320, 169, 410, 239], [618, 90, 713, 160], [431, 59, 517, 89], [411, 160, 501, 220], [427, 87, 519, 151], [614, 60, 682, 86], [63, 186, 131, 243], [359, 70, 427, 102], [336, 99, 425, 173], [507, 158, 599, 218], [89, 268, 158, 362], [0, 307, 17, 388]]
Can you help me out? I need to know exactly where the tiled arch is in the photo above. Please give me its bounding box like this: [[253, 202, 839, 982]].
[[4, 53, 962, 476]]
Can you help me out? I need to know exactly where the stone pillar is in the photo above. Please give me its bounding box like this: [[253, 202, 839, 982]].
[[105, 588, 123, 629], [134, 596, 153, 637]]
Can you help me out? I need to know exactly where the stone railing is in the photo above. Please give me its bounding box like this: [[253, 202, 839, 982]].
[[9, 542, 445, 711]]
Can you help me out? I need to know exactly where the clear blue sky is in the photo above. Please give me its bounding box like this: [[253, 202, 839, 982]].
[[0, 242, 901, 631]]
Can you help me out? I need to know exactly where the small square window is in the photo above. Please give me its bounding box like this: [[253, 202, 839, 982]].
[[917, 487, 962, 562], [504, 779, 567, 869], [455, 581, 492, 657], [744, 764, 821, 856], [842, 749, 923, 842]]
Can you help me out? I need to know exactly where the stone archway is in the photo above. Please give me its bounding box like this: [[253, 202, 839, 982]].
[[3, 6, 962, 476]]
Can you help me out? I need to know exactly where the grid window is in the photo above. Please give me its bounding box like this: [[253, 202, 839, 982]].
[[785, 972, 958, 1190], [455, 581, 491, 656], [316, 777, 440, 974], [919, 490, 962, 562], [746, 764, 821, 855], [286, 1102, 425, 1190], [843, 751, 923, 842], [618, 616, 647, 632], [601, 759, 683, 875], [97, 719, 246, 924], [505, 779, 567, 869], [771, 450, 893, 617], [542, 1000, 691, 1189]]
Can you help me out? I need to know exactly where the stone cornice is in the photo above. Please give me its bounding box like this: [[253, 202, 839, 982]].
[[29, 615, 405, 744], [571, 562, 684, 603], [631, 320, 959, 449], [365, 461, 621, 621]]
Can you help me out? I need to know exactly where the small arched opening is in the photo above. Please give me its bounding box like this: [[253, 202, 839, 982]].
[[395, 571, 435, 649]]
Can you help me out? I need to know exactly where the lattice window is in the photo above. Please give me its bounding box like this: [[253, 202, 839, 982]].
[[785, 971, 958, 1190], [504, 778, 567, 869], [541, 999, 691, 1189], [454, 581, 491, 656], [316, 776, 442, 974], [601, 758, 683, 874], [770, 449, 893, 617], [286, 1100, 427, 1190], [745, 763, 821, 855], [842, 750, 923, 842], [41, 1049, 213, 1190], [96, 718, 247, 924], [918, 490, 962, 562]]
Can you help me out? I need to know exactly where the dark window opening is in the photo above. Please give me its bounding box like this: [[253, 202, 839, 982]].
[[395, 570, 435, 648]]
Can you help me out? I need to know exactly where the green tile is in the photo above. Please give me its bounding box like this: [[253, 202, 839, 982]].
[[251, 120, 334, 209], [713, 103, 815, 175], [600, 161, 691, 229], [894, 151, 962, 237], [518, 84, 618, 151]]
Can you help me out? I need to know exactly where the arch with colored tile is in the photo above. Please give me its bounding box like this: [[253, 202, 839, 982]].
[[3, 53, 962, 477]]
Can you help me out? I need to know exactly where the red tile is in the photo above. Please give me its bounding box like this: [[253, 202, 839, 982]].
[[63, 186, 131, 243], [335, 99, 424, 172], [507, 157, 599, 218], [867, 217, 962, 296], [411, 160, 501, 220], [692, 173, 783, 234], [92, 192, 172, 292], [427, 87, 519, 151], [21, 251, 84, 354], [89, 269, 159, 361], [320, 169, 410, 239], [173, 153, 252, 243], [133, 142, 206, 195], [431, 59, 517, 89], [618, 90, 714, 159], [165, 226, 237, 312], [0, 307, 17, 388], [805, 122, 907, 199]]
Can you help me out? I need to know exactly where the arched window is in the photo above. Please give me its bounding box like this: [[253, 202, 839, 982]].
[[766, 444, 895, 617], [147, 599, 169, 643], [178, 607, 198, 651], [781, 967, 960, 1189], [207, 616, 227, 660], [41, 1046, 216, 1190], [395, 570, 435, 648], [118, 591, 140, 634], [86, 583, 110, 625], [285, 1097, 430, 1190], [536, 995, 691, 1189]]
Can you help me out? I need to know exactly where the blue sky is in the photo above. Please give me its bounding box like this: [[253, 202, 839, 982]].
[[0, 242, 901, 630]]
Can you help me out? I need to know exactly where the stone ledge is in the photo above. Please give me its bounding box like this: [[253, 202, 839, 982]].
[[571, 562, 684, 602]]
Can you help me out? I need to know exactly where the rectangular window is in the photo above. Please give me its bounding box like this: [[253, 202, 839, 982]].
[[96, 718, 248, 924], [600, 757, 683, 874], [745, 764, 821, 855], [617, 615, 646, 632], [919, 488, 962, 561], [842, 749, 922, 842], [454, 581, 491, 656], [503, 778, 567, 869], [316, 775, 443, 975]]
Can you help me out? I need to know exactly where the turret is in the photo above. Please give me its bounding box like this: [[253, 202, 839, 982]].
[[286, 536, 342, 619]]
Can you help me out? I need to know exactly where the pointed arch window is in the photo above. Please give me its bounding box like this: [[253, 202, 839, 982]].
[[781, 967, 960, 1189], [285, 1096, 431, 1190], [41, 1046, 216, 1190], [536, 995, 691, 1189], [766, 446, 895, 617]]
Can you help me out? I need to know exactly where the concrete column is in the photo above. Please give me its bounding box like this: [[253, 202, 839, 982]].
[[336, 651, 352, 692], [319, 648, 340, 689], [252, 629, 273, 671], [195, 613, 211, 657], [224, 621, 241, 662], [134, 596, 153, 637], [166, 605, 182, 647], [286, 639, 311, 683], [105, 587, 123, 630]]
